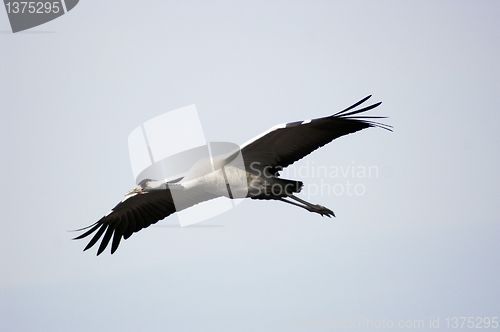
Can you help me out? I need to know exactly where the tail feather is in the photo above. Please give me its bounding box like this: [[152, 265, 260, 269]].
[[274, 178, 303, 194], [251, 178, 303, 200]]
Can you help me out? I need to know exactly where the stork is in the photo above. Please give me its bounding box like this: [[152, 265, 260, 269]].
[[74, 95, 391, 255]]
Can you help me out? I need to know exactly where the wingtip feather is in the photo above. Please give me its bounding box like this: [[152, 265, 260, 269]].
[[334, 95, 373, 116]]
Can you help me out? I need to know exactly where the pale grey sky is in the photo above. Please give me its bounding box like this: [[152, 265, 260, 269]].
[[1, 1, 499, 331]]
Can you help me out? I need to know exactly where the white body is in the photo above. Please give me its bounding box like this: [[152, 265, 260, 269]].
[[180, 165, 249, 198]]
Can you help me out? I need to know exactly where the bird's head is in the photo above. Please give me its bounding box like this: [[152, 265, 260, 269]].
[[126, 179, 152, 195], [134, 178, 166, 191], [128, 185, 144, 195]]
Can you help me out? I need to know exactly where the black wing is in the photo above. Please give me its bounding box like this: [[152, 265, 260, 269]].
[[73, 189, 176, 255], [239, 95, 391, 172], [74, 185, 220, 255]]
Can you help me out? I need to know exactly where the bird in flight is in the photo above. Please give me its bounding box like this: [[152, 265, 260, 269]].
[[74, 95, 391, 255]]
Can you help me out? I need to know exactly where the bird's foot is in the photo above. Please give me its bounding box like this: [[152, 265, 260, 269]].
[[309, 205, 335, 218]]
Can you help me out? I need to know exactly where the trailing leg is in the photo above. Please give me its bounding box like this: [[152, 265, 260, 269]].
[[279, 195, 335, 218]]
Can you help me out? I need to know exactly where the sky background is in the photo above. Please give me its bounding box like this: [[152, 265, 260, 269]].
[[1, 1, 499, 331]]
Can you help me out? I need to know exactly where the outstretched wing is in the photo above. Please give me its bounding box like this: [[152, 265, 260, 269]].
[[73, 186, 218, 255], [239, 95, 391, 172], [73, 190, 176, 255]]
